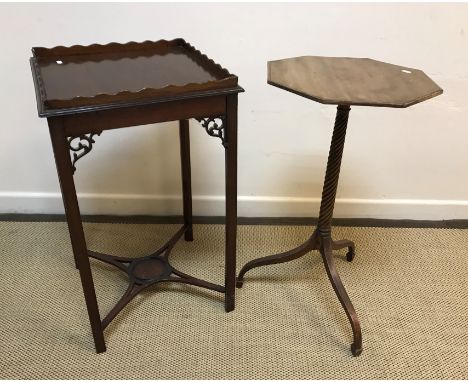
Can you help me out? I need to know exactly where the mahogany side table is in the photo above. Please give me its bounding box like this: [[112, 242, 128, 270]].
[[30, 39, 243, 353], [237, 56, 442, 356]]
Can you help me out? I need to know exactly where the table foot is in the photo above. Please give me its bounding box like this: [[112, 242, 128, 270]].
[[236, 231, 318, 288], [331, 239, 356, 262], [351, 342, 363, 357], [346, 248, 356, 262], [224, 296, 235, 312], [88, 225, 225, 329], [184, 228, 194, 242]]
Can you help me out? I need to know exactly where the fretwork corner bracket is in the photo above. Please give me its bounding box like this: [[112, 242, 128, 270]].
[[196, 116, 227, 147], [67, 132, 102, 174]]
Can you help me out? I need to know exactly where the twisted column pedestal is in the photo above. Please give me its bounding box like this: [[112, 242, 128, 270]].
[[237, 105, 362, 356]]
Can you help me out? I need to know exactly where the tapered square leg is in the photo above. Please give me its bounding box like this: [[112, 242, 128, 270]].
[[179, 119, 193, 241], [48, 118, 106, 353], [224, 95, 238, 312]]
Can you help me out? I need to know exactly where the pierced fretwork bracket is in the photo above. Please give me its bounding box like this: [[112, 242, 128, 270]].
[[196, 116, 226, 147], [67, 132, 102, 174]]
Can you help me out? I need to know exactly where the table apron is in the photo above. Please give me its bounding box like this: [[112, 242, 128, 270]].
[[53, 96, 227, 136]]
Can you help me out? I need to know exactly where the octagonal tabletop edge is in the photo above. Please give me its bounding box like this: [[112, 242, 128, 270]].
[[267, 56, 443, 108]]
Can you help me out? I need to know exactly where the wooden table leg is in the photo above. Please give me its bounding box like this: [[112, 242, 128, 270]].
[[316, 105, 362, 356], [224, 95, 238, 312], [179, 120, 193, 241], [48, 118, 106, 353], [236, 105, 361, 356]]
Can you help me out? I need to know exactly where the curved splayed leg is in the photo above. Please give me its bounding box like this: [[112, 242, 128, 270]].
[[237, 231, 318, 288], [320, 238, 362, 356]]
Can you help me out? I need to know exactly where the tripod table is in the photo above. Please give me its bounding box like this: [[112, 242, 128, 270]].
[[237, 56, 442, 356]]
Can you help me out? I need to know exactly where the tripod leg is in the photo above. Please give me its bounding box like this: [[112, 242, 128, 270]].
[[237, 231, 317, 287], [320, 238, 362, 356]]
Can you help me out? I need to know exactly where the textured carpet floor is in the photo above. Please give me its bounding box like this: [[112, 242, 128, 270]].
[[1, 221, 467, 379]]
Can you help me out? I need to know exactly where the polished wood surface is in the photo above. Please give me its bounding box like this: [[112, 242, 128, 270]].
[[268, 56, 442, 108], [237, 105, 362, 356], [33, 39, 242, 353], [31, 39, 240, 116], [239, 57, 443, 356]]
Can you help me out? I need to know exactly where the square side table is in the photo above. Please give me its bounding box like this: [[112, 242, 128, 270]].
[[30, 38, 244, 353]]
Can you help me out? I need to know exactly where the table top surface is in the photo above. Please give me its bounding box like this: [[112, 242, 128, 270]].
[[267, 56, 442, 108], [31, 39, 242, 117]]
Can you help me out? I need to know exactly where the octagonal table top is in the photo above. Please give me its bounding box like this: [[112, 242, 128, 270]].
[[267, 56, 442, 108]]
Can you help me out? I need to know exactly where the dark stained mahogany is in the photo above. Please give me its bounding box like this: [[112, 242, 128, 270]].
[[31, 39, 241, 116], [32, 39, 243, 353], [239, 57, 443, 357], [179, 119, 193, 242]]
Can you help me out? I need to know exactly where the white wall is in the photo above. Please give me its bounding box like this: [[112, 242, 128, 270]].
[[0, 2, 467, 219]]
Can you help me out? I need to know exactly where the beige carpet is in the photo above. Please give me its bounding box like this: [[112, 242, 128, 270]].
[[0, 221, 467, 379]]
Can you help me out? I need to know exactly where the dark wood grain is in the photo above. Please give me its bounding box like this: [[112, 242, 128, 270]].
[[179, 120, 193, 241], [31, 39, 240, 116], [268, 56, 442, 108], [33, 39, 243, 353], [59, 95, 227, 136], [48, 119, 106, 353], [237, 105, 362, 356], [224, 94, 238, 313], [240, 56, 443, 356]]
